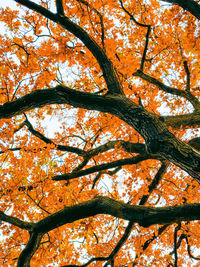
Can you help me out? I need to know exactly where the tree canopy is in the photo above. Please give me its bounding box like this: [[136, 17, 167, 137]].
[[0, 0, 200, 266]]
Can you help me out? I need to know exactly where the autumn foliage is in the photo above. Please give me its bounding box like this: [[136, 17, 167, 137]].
[[1, 0, 200, 266]]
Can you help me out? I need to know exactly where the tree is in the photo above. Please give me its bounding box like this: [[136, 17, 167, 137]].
[[0, 0, 200, 266]]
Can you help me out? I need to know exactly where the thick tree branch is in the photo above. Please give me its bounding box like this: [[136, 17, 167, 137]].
[[17, 232, 44, 267], [163, 111, 200, 129], [16, 163, 168, 267], [133, 69, 200, 110], [7, 192, 200, 266], [31, 196, 200, 233], [3, 200, 189, 266], [2, 1, 200, 266], [0, 211, 33, 231], [122, 141, 147, 154], [0, 86, 200, 180], [110, 96, 200, 180], [14, 0, 123, 95], [0, 85, 110, 118], [87, 140, 146, 157], [160, 0, 200, 20]]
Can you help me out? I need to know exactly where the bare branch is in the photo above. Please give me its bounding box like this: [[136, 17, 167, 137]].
[[92, 167, 121, 188], [140, 25, 151, 71], [141, 224, 169, 253], [173, 223, 181, 267], [183, 61, 191, 91], [139, 161, 169, 205], [107, 221, 135, 265], [119, 0, 151, 71], [186, 235, 200, 260], [119, 1, 149, 28], [116, 162, 168, 265], [72, 158, 90, 173], [52, 154, 153, 181], [14, 0, 123, 95], [24, 115, 86, 156], [133, 69, 200, 110], [17, 232, 44, 267], [170, 232, 200, 261], [56, 0, 65, 16], [0, 147, 21, 154], [0, 211, 33, 231], [31, 196, 200, 233]]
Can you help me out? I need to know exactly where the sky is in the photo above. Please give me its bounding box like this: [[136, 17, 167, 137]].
[[0, 0, 18, 9]]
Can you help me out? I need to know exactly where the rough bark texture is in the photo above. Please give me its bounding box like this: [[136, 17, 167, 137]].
[[0, 0, 200, 266], [1, 88, 200, 180], [14, 196, 200, 265]]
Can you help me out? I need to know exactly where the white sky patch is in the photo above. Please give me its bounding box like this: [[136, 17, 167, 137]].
[[0, 0, 18, 9], [0, 1, 200, 266]]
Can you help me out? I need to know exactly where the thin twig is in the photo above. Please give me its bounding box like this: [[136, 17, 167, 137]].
[[76, 0, 105, 49], [119, 0, 151, 71]]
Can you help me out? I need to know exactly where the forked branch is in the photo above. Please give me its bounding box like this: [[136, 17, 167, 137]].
[[2, 195, 200, 266], [14, 0, 123, 95], [24, 115, 86, 156], [133, 70, 200, 110], [106, 162, 169, 265], [52, 154, 154, 181], [119, 0, 151, 71]]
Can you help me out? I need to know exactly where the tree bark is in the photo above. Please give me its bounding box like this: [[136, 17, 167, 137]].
[[0, 86, 200, 180], [161, 0, 200, 20]]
